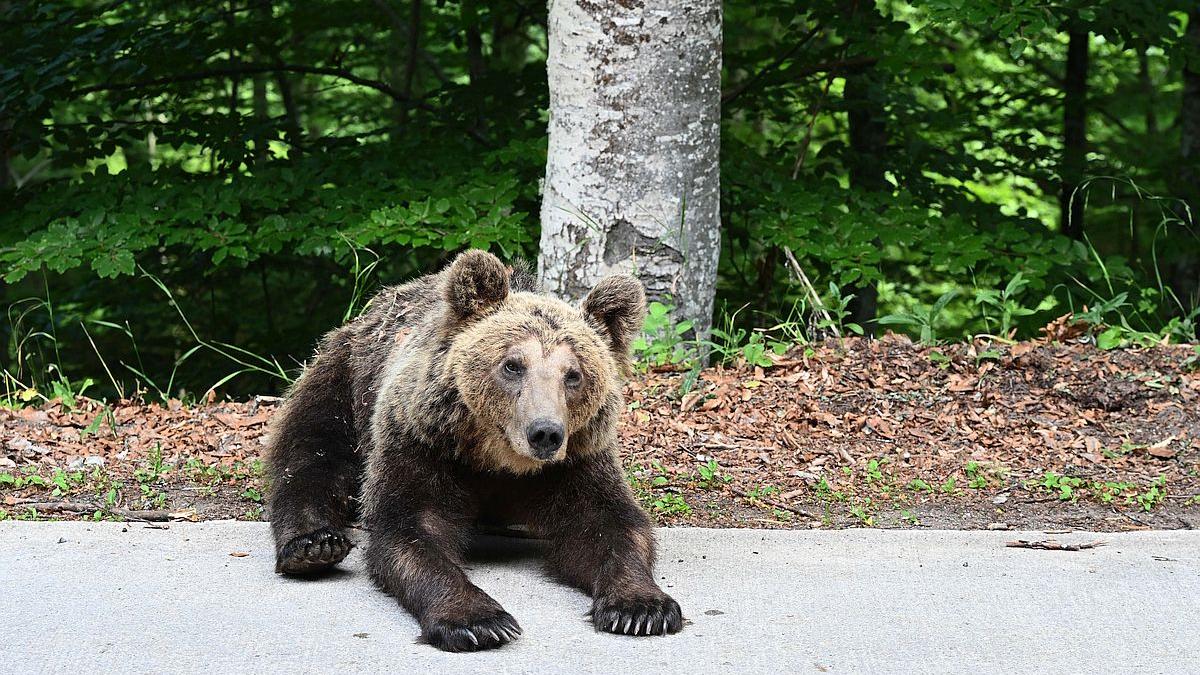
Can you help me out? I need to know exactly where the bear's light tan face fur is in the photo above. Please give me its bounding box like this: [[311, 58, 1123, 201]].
[[448, 294, 615, 474], [497, 339, 580, 463]]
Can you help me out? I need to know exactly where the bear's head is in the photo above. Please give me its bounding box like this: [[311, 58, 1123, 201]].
[[443, 250, 645, 474]]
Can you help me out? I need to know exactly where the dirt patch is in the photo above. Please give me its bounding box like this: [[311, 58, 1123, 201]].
[[3, 336, 1198, 531]]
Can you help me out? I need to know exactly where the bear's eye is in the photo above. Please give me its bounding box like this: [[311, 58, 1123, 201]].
[[502, 359, 525, 377], [564, 369, 583, 388]]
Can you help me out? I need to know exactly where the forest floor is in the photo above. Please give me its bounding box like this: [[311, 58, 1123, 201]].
[[3, 329, 1199, 531]]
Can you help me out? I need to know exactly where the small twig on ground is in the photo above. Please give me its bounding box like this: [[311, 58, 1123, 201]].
[[702, 442, 778, 453], [13, 500, 175, 522], [782, 247, 839, 339], [1115, 508, 1152, 526], [1006, 539, 1106, 551]]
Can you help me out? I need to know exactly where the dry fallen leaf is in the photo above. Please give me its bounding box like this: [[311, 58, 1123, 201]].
[[1147, 446, 1177, 459], [168, 509, 199, 522], [679, 391, 705, 412], [2, 333, 1196, 532]]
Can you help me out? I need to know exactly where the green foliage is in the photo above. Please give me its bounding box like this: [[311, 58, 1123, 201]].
[[1037, 471, 1084, 501], [1137, 476, 1168, 511], [720, 2, 1197, 345], [1, 139, 540, 285], [133, 444, 168, 484], [1, 0, 548, 398], [706, 304, 794, 367], [746, 484, 779, 500], [1092, 480, 1136, 505], [633, 301, 696, 368], [625, 461, 692, 516], [878, 290, 960, 345], [939, 475, 959, 495], [2, 0, 1198, 398], [848, 497, 876, 526], [1, 470, 42, 489], [696, 459, 730, 489], [1184, 346, 1200, 372], [965, 461, 988, 489], [907, 478, 934, 493], [817, 283, 864, 337], [81, 406, 117, 440], [974, 273, 1039, 339], [651, 493, 692, 516], [865, 459, 885, 483]]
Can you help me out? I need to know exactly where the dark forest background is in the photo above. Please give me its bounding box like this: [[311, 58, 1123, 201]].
[[2, 1, 1198, 400]]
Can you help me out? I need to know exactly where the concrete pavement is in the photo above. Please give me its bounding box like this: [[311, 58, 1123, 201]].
[[1, 522, 1197, 674]]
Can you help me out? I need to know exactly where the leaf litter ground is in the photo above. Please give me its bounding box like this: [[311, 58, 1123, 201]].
[[3, 335, 1198, 531]]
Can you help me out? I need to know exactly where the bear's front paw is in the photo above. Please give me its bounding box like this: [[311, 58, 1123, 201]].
[[592, 591, 683, 636], [275, 527, 353, 575], [424, 609, 522, 652]]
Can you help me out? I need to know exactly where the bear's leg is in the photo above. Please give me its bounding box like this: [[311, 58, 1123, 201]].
[[363, 471, 521, 652], [534, 455, 684, 636], [266, 337, 359, 575]]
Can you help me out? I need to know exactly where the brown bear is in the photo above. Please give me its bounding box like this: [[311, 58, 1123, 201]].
[[265, 249, 683, 651]]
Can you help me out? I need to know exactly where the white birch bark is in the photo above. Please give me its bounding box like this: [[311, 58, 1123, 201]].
[[538, 0, 722, 335]]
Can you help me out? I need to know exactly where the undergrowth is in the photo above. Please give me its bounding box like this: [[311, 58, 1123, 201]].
[[4, 236, 1197, 409]]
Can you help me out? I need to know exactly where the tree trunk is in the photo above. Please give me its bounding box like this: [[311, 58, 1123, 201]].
[[539, 0, 722, 335], [461, 0, 486, 134], [1138, 48, 1158, 136], [1059, 28, 1089, 240], [373, 0, 422, 126], [253, 75, 269, 160], [0, 125, 10, 190], [1170, 9, 1200, 306], [1181, 10, 1200, 200], [844, 64, 888, 333], [404, 0, 421, 98], [463, 0, 485, 85]]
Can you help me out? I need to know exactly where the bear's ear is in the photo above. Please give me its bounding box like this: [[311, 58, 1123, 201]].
[[445, 250, 510, 321], [582, 275, 646, 370]]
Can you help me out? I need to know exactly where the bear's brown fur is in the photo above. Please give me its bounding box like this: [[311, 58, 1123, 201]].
[[265, 249, 682, 651]]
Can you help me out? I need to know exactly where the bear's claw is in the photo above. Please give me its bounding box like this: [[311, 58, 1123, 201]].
[[592, 593, 683, 636], [276, 527, 353, 575], [425, 610, 522, 652]]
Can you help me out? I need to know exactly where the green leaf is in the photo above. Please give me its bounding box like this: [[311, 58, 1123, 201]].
[[1008, 38, 1028, 60], [1096, 327, 1124, 350]]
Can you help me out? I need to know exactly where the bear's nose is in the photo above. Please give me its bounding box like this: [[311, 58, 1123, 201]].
[[526, 418, 565, 459]]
